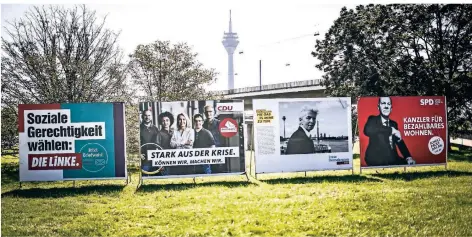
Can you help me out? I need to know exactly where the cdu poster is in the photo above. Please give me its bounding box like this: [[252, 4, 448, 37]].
[[139, 100, 246, 178]]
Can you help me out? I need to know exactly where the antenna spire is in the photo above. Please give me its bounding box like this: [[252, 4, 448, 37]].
[[229, 10, 232, 33]]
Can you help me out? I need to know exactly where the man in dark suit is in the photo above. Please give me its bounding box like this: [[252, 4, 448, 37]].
[[285, 106, 317, 154], [193, 114, 216, 174], [140, 110, 166, 175], [364, 97, 416, 166]]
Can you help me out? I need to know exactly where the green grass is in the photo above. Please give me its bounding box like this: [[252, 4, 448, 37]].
[[2, 147, 472, 236]]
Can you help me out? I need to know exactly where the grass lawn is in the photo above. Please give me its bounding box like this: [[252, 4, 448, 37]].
[[2, 147, 472, 236]]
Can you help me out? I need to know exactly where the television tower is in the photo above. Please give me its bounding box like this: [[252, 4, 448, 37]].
[[222, 10, 239, 90]]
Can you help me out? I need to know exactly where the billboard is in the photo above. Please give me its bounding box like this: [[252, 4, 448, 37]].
[[253, 98, 353, 174], [19, 103, 127, 181], [139, 100, 245, 178], [358, 96, 447, 168]]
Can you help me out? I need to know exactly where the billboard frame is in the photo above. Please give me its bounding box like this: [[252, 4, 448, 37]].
[[18, 102, 129, 184], [357, 96, 449, 173], [252, 97, 355, 177], [137, 99, 248, 184]]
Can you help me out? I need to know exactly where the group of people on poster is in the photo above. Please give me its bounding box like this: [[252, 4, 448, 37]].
[[140, 105, 223, 175]]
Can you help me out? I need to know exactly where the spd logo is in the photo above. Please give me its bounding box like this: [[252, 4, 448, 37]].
[[420, 98, 443, 106], [219, 118, 238, 138]]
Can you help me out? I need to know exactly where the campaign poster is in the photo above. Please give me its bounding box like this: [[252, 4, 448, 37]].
[[253, 98, 353, 174], [18, 103, 127, 182], [358, 96, 447, 168], [138, 100, 245, 178]]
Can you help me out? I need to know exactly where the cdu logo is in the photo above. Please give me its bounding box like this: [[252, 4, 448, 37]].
[[217, 105, 233, 111], [216, 102, 244, 112], [219, 118, 238, 138]]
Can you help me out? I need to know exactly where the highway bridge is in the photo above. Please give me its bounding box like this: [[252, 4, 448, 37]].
[[214, 79, 327, 149], [214, 78, 326, 111]]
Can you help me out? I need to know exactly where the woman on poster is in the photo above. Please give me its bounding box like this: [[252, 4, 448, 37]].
[[170, 113, 194, 149]]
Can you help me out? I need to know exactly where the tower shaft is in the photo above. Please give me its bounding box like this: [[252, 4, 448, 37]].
[[228, 52, 234, 90]]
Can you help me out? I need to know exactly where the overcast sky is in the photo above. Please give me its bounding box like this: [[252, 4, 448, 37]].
[[5, 1, 461, 91], [1, 1, 364, 91]]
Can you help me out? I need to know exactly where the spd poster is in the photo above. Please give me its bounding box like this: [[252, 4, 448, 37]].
[[358, 96, 447, 167]]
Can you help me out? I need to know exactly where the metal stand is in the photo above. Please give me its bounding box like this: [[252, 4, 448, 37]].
[[353, 119, 358, 150], [354, 116, 360, 175], [304, 171, 307, 177], [19, 182, 22, 189], [404, 167, 407, 172], [249, 125, 255, 177], [126, 174, 130, 185], [249, 149, 253, 178], [244, 172, 250, 182], [127, 168, 132, 185], [251, 126, 259, 180], [137, 172, 143, 188], [73, 181, 76, 187], [193, 177, 196, 185]]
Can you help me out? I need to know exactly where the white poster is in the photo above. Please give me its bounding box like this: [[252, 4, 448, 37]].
[[253, 98, 353, 174]]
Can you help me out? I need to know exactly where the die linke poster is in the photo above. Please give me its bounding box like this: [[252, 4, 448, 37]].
[[18, 103, 127, 181]]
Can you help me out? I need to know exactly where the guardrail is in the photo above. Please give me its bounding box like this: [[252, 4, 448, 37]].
[[214, 79, 325, 95]]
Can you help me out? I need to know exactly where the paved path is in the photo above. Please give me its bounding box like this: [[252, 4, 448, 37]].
[[353, 142, 360, 154], [451, 138, 472, 147]]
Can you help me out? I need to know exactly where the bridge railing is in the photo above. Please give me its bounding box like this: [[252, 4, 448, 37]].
[[214, 79, 325, 95]]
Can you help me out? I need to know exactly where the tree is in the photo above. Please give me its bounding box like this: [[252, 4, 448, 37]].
[[1, 107, 18, 150], [124, 102, 140, 165], [1, 5, 128, 111], [313, 4, 472, 149], [351, 105, 358, 143], [128, 40, 218, 102]]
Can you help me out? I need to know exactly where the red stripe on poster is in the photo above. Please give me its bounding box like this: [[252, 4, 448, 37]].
[[28, 153, 83, 170], [18, 104, 61, 132]]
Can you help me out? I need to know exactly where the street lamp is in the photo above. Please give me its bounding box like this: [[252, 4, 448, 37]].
[[282, 116, 286, 138]]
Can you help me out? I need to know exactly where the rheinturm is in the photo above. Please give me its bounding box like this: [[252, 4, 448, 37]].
[[222, 10, 239, 90]]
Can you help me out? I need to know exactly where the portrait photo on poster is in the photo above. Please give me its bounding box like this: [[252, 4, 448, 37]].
[[363, 97, 415, 166], [278, 99, 350, 155]]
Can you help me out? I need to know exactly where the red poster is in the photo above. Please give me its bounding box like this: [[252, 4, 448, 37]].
[[358, 96, 447, 167]]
